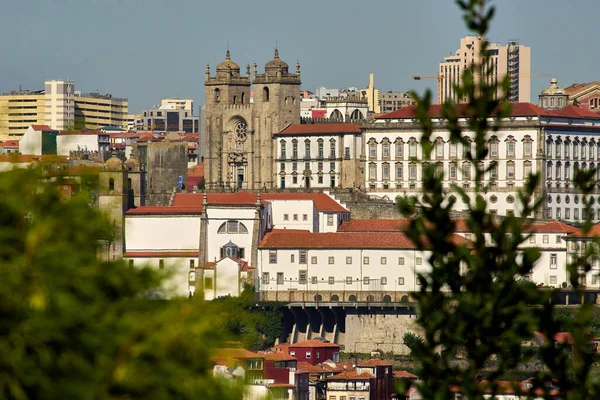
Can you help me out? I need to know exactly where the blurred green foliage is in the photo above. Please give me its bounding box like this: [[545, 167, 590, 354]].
[[0, 167, 242, 399], [397, 1, 600, 398]]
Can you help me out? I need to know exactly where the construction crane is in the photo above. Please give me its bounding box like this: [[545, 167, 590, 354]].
[[413, 75, 443, 104]]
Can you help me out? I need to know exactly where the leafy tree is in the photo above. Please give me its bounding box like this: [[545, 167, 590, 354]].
[[0, 167, 242, 399], [398, 1, 600, 398]]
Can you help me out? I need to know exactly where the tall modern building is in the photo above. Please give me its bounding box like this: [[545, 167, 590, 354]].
[[137, 105, 199, 133], [438, 36, 531, 104], [0, 80, 128, 140], [161, 98, 194, 113]]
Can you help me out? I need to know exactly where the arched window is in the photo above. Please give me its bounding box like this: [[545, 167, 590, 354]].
[[241, 92, 245, 104], [217, 220, 249, 234], [366, 294, 375, 302], [558, 97, 563, 107], [550, 97, 555, 107], [233, 95, 237, 104], [263, 87, 270, 102], [215, 88, 221, 103], [330, 294, 339, 302], [348, 294, 357, 302], [400, 295, 409, 303], [330, 109, 343, 121], [285, 97, 289, 105], [314, 294, 322, 302], [383, 294, 392, 303], [109, 178, 114, 191], [350, 109, 364, 120]]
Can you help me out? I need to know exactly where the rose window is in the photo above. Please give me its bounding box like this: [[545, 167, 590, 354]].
[[235, 122, 248, 141]]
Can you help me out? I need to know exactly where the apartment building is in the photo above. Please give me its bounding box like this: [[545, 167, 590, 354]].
[[137, 105, 199, 133], [0, 90, 46, 140], [0, 80, 127, 140], [161, 98, 193, 112], [73, 92, 128, 130], [439, 36, 531, 104]]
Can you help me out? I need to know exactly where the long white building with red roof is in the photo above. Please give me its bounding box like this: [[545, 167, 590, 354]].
[[363, 103, 600, 223]]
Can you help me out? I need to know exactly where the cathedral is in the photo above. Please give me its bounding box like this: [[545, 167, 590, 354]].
[[204, 49, 301, 191]]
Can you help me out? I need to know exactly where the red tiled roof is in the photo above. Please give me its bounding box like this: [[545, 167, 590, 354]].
[[262, 193, 349, 212], [394, 370, 418, 379], [296, 362, 328, 374], [31, 124, 51, 131], [534, 331, 575, 345], [564, 81, 600, 95], [188, 162, 204, 177], [269, 383, 295, 388], [125, 206, 203, 215], [546, 105, 600, 118], [339, 219, 470, 232], [328, 371, 373, 381], [375, 103, 546, 119], [278, 123, 362, 135], [523, 221, 577, 234], [259, 229, 471, 250], [0, 140, 19, 147], [261, 352, 297, 361], [123, 251, 199, 258], [357, 358, 392, 367], [566, 223, 600, 239], [172, 192, 348, 213], [289, 340, 340, 349]]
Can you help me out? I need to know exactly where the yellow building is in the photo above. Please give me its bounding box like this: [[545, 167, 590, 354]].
[[74, 92, 128, 130], [0, 91, 46, 140], [0, 80, 128, 141]]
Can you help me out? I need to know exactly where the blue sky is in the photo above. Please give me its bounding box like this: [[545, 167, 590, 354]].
[[1, 0, 598, 113]]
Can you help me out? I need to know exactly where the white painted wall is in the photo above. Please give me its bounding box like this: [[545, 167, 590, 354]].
[[124, 256, 196, 298], [125, 216, 201, 251], [269, 200, 316, 232], [205, 207, 256, 262], [258, 248, 433, 296], [57, 134, 99, 156], [19, 126, 42, 155]]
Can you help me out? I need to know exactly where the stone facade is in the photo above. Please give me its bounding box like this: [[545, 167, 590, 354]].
[[132, 141, 188, 206], [204, 49, 301, 191]]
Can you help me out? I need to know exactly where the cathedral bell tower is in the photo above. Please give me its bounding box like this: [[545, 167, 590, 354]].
[[204, 51, 252, 190], [252, 49, 301, 188]]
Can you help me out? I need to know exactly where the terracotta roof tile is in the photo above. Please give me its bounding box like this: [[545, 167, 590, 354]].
[[259, 230, 472, 250], [172, 192, 348, 212], [31, 124, 51, 131], [546, 105, 600, 118], [566, 223, 600, 239], [328, 371, 373, 381], [278, 123, 362, 135], [0, 140, 19, 147], [523, 221, 577, 233], [339, 219, 470, 232], [357, 358, 392, 367], [289, 340, 341, 349], [261, 352, 297, 361], [394, 370, 418, 379]]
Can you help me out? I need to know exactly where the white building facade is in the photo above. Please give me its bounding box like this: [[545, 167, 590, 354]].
[[275, 124, 364, 190]]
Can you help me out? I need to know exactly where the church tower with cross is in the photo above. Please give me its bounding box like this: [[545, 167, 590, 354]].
[[204, 49, 301, 191]]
